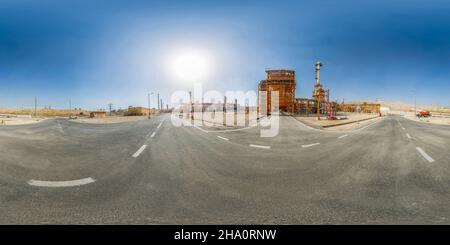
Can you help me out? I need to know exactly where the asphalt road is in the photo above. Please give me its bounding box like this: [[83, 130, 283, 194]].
[[0, 114, 449, 224]]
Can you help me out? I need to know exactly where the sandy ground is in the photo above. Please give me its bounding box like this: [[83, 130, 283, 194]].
[[295, 113, 380, 128], [72, 116, 150, 124], [402, 112, 450, 125], [0, 117, 46, 125]]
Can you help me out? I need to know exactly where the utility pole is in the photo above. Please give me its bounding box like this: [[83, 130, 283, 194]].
[[414, 95, 417, 117], [201, 96, 204, 123], [34, 97, 37, 117], [234, 98, 238, 126], [69, 99, 72, 116], [411, 90, 416, 117], [160, 98, 163, 111], [147, 93, 151, 119], [108, 103, 113, 116], [157, 93, 160, 110], [245, 98, 249, 127]]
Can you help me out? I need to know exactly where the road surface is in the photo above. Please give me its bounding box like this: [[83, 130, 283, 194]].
[[0, 114, 449, 224]]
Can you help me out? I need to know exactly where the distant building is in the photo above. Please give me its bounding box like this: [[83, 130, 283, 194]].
[[126, 106, 159, 116], [337, 102, 380, 113], [126, 106, 150, 116], [89, 111, 107, 118]]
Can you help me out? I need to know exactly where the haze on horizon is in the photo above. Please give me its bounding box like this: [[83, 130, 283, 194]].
[[0, 0, 449, 110]]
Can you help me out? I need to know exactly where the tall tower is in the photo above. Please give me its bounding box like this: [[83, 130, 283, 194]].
[[315, 61, 322, 85], [312, 61, 325, 120]]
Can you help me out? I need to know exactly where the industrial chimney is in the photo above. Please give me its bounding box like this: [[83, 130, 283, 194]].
[[315, 61, 322, 85]]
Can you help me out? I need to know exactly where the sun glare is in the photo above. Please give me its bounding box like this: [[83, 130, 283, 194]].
[[168, 49, 211, 82]]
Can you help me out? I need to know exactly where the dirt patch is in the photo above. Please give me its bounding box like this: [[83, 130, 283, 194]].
[[0, 117, 46, 125]]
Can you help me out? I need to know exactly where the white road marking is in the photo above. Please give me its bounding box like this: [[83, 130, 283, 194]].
[[302, 142, 320, 148], [416, 147, 435, 163], [338, 134, 348, 139], [406, 133, 411, 139], [157, 120, 164, 129], [146, 119, 165, 139], [217, 136, 229, 141], [28, 177, 95, 187], [397, 120, 406, 130], [193, 125, 209, 133], [249, 144, 271, 149], [132, 145, 147, 158], [353, 117, 385, 132], [290, 116, 323, 132]]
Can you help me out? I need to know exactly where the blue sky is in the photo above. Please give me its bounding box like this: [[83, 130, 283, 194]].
[[0, 0, 449, 110]]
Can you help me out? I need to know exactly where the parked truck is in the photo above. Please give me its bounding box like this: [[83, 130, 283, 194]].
[[417, 110, 431, 118]]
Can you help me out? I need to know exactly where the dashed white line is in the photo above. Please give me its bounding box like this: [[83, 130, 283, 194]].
[[406, 133, 411, 139], [132, 145, 147, 158], [249, 144, 271, 149], [416, 147, 435, 163], [157, 120, 164, 129], [401, 126, 405, 130], [28, 177, 95, 187], [217, 136, 229, 141], [302, 142, 321, 148], [338, 134, 348, 139], [147, 119, 165, 139]]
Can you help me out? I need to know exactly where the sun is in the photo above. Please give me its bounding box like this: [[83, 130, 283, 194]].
[[168, 49, 211, 82]]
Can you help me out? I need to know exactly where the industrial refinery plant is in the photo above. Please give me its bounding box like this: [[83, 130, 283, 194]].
[[1, 2, 450, 243], [258, 62, 381, 122]]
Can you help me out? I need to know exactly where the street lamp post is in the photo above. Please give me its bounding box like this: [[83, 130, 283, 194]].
[[148, 92, 154, 119]]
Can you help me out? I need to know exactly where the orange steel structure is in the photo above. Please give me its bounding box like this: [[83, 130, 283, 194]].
[[258, 69, 296, 114]]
